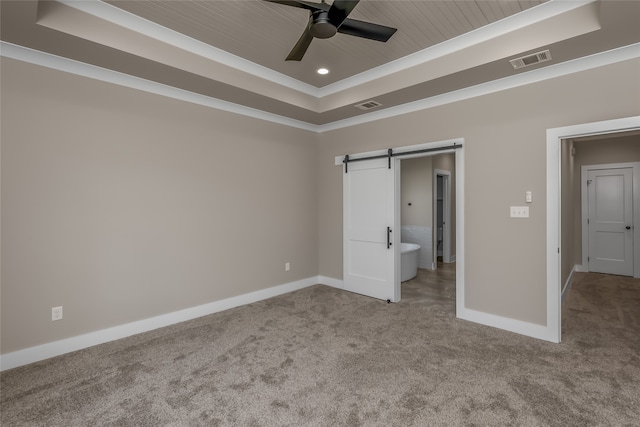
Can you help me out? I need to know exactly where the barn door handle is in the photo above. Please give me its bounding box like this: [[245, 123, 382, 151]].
[[387, 227, 392, 249]]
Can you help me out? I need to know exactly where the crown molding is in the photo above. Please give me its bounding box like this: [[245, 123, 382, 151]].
[[318, 43, 640, 132], [0, 42, 318, 132], [2, 41, 638, 133], [39, 0, 601, 115], [54, 0, 320, 97], [317, 0, 598, 97]]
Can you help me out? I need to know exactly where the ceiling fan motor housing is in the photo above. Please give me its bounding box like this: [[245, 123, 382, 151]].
[[264, 0, 397, 61], [310, 10, 337, 39]]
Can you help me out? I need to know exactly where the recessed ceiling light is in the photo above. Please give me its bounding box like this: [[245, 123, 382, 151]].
[[317, 68, 329, 75]]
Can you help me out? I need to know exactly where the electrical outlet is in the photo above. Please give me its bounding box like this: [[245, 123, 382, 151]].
[[285, 262, 290, 272], [510, 206, 529, 218], [52, 306, 63, 321]]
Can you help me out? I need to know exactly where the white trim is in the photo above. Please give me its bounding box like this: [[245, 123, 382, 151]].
[[546, 127, 561, 343], [319, 44, 640, 133], [55, 0, 318, 97], [561, 265, 577, 305], [319, 276, 344, 290], [575, 263, 588, 273], [0, 276, 321, 372], [581, 162, 640, 278], [51, 0, 595, 99], [0, 42, 318, 133], [455, 147, 466, 320], [318, 0, 598, 97], [547, 116, 640, 344], [456, 308, 553, 342], [2, 41, 638, 133]]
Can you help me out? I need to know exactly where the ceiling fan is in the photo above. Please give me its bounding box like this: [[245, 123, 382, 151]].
[[264, 0, 397, 61]]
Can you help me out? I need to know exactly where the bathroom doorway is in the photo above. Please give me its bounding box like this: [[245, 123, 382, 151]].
[[400, 153, 456, 271], [399, 153, 457, 310]]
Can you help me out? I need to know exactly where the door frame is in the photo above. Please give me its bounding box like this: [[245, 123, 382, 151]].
[[581, 162, 640, 277], [547, 116, 640, 343], [434, 169, 452, 265]]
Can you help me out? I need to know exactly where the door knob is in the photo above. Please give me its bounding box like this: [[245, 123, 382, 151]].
[[626, 226, 631, 230]]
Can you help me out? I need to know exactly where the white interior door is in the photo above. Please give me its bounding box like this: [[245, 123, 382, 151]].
[[588, 167, 634, 276], [343, 158, 399, 302]]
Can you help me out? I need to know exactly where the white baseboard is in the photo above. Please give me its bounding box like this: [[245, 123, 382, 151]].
[[321, 275, 556, 342], [574, 264, 588, 273], [457, 307, 559, 343], [0, 276, 322, 372], [319, 275, 344, 290], [561, 265, 579, 305]]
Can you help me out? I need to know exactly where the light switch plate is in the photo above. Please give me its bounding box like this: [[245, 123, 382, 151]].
[[510, 206, 529, 218]]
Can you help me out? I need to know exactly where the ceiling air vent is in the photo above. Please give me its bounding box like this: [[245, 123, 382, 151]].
[[354, 100, 382, 111], [509, 49, 552, 70]]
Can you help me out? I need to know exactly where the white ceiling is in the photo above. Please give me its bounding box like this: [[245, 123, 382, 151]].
[[1, 0, 639, 127], [104, 0, 547, 87]]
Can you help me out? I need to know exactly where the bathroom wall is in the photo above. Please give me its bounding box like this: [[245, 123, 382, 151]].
[[400, 154, 456, 269], [401, 156, 433, 226], [401, 157, 433, 269]]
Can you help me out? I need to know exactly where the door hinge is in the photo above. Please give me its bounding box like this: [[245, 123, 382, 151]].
[[587, 256, 590, 262], [587, 179, 592, 185], [587, 218, 590, 224]]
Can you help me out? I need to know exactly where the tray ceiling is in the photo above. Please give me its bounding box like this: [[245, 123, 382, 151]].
[[104, 0, 547, 87], [1, 0, 639, 128]]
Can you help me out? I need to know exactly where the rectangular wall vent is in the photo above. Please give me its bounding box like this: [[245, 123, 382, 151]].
[[509, 49, 552, 70], [354, 100, 382, 110]]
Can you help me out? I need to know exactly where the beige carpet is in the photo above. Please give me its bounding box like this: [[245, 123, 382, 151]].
[[2, 267, 639, 426]]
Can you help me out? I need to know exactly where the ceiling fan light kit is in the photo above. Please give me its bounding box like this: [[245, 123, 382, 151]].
[[264, 0, 397, 61]]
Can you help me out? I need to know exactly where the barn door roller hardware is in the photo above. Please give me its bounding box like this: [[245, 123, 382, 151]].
[[343, 144, 461, 173]]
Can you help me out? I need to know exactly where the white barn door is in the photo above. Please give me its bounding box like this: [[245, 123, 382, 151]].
[[588, 167, 634, 276], [343, 158, 399, 302]]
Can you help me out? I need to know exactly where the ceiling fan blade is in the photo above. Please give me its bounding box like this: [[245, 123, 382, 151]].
[[286, 27, 314, 61], [338, 18, 397, 42], [263, 0, 328, 12], [327, 0, 359, 28]]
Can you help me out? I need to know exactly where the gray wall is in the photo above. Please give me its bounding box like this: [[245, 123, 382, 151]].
[[1, 58, 319, 354], [318, 59, 640, 326], [401, 156, 433, 227], [2, 55, 639, 356]]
